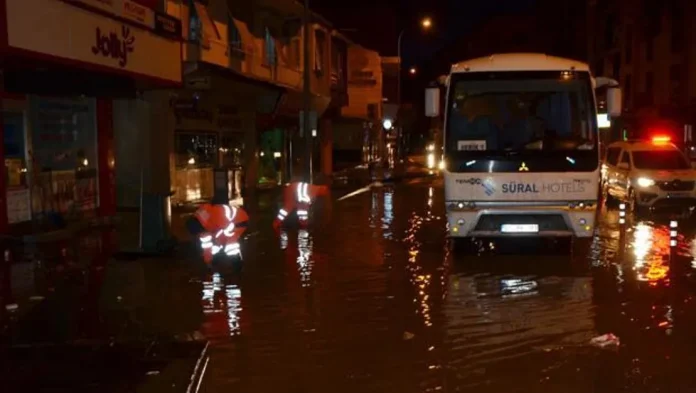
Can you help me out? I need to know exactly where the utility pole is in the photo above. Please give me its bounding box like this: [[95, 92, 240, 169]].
[[302, 0, 312, 183]]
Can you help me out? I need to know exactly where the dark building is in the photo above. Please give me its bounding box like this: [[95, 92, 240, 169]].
[[587, 0, 696, 139]]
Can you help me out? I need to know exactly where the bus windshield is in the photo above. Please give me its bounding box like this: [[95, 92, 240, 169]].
[[446, 72, 597, 156]]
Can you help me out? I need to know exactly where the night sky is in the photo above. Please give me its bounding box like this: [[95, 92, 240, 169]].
[[310, 0, 537, 66]]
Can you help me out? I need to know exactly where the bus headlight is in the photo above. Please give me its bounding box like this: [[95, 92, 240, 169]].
[[427, 143, 435, 152], [427, 153, 435, 168], [636, 177, 655, 188]]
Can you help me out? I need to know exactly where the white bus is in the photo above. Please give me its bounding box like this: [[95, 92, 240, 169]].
[[425, 53, 622, 242]]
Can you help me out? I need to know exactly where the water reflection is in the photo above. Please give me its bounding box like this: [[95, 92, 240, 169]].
[[297, 229, 313, 288], [201, 273, 243, 338], [382, 189, 393, 239], [405, 212, 434, 327], [631, 222, 670, 285]]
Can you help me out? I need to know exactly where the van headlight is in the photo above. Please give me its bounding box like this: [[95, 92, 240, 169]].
[[427, 143, 434, 152], [636, 177, 655, 188]]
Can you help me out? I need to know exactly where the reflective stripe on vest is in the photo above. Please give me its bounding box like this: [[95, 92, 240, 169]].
[[296, 182, 310, 203]]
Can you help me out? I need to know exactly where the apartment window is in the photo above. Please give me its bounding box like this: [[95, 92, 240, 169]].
[[671, 15, 684, 52], [189, 3, 201, 42], [330, 40, 344, 85], [669, 64, 683, 104], [605, 14, 616, 48], [227, 14, 242, 52], [314, 30, 326, 73], [624, 74, 632, 108], [263, 27, 276, 66], [624, 26, 632, 64]]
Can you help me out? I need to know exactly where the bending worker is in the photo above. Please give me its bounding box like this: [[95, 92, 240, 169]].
[[188, 197, 249, 264], [274, 179, 329, 229]]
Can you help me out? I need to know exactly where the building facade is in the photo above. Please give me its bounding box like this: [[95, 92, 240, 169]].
[[163, 0, 351, 203], [0, 0, 380, 242], [0, 0, 182, 236], [588, 0, 696, 141], [333, 44, 383, 167]]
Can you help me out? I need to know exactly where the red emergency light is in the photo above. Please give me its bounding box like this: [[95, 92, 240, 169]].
[[651, 135, 671, 145]]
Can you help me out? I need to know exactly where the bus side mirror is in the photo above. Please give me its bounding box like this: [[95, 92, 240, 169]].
[[606, 87, 622, 117], [425, 86, 440, 117]]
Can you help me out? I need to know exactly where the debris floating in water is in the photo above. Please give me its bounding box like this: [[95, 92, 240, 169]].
[[590, 333, 620, 349]]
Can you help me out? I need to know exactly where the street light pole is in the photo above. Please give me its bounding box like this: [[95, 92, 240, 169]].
[[302, 0, 312, 183], [397, 29, 405, 109], [395, 18, 430, 161]]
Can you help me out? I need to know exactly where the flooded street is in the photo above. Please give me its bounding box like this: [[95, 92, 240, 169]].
[[199, 180, 696, 392], [5, 179, 696, 392]]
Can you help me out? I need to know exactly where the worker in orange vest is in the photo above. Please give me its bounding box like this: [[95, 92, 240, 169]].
[[187, 197, 249, 265], [273, 180, 329, 230]]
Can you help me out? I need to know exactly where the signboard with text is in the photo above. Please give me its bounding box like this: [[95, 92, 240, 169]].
[[66, 0, 156, 29], [6, 0, 181, 83]]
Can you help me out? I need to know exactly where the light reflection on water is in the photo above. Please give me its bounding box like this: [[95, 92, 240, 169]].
[[198, 185, 696, 392], [382, 189, 394, 239], [297, 229, 313, 288], [201, 273, 243, 338]]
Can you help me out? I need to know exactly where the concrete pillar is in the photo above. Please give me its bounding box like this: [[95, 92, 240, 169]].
[[113, 90, 174, 252], [113, 98, 143, 209], [320, 117, 332, 178]]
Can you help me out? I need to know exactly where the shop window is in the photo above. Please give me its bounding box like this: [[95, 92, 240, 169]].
[[4, 112, 30, 224], [3, 112, 27, 188], [29, 96, 98, 217], [220, 135, 244, 167], [263, 27, 277, 66], [175, 131, 218, 167], [314, 29, 326, 73], [227, 14, 242, 53]]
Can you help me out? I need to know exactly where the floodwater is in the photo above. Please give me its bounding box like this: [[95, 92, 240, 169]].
[[199, 182, 696, 393], [5, 180, 696, 392]]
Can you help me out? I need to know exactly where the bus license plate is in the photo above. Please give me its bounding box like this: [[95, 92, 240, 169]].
[[501, 224, 539, 233]]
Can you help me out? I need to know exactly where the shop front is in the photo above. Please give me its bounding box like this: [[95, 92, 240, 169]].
[[266, 90, 330, 184], [171, 71, 261, 204], [0, 0, 182, 234]]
